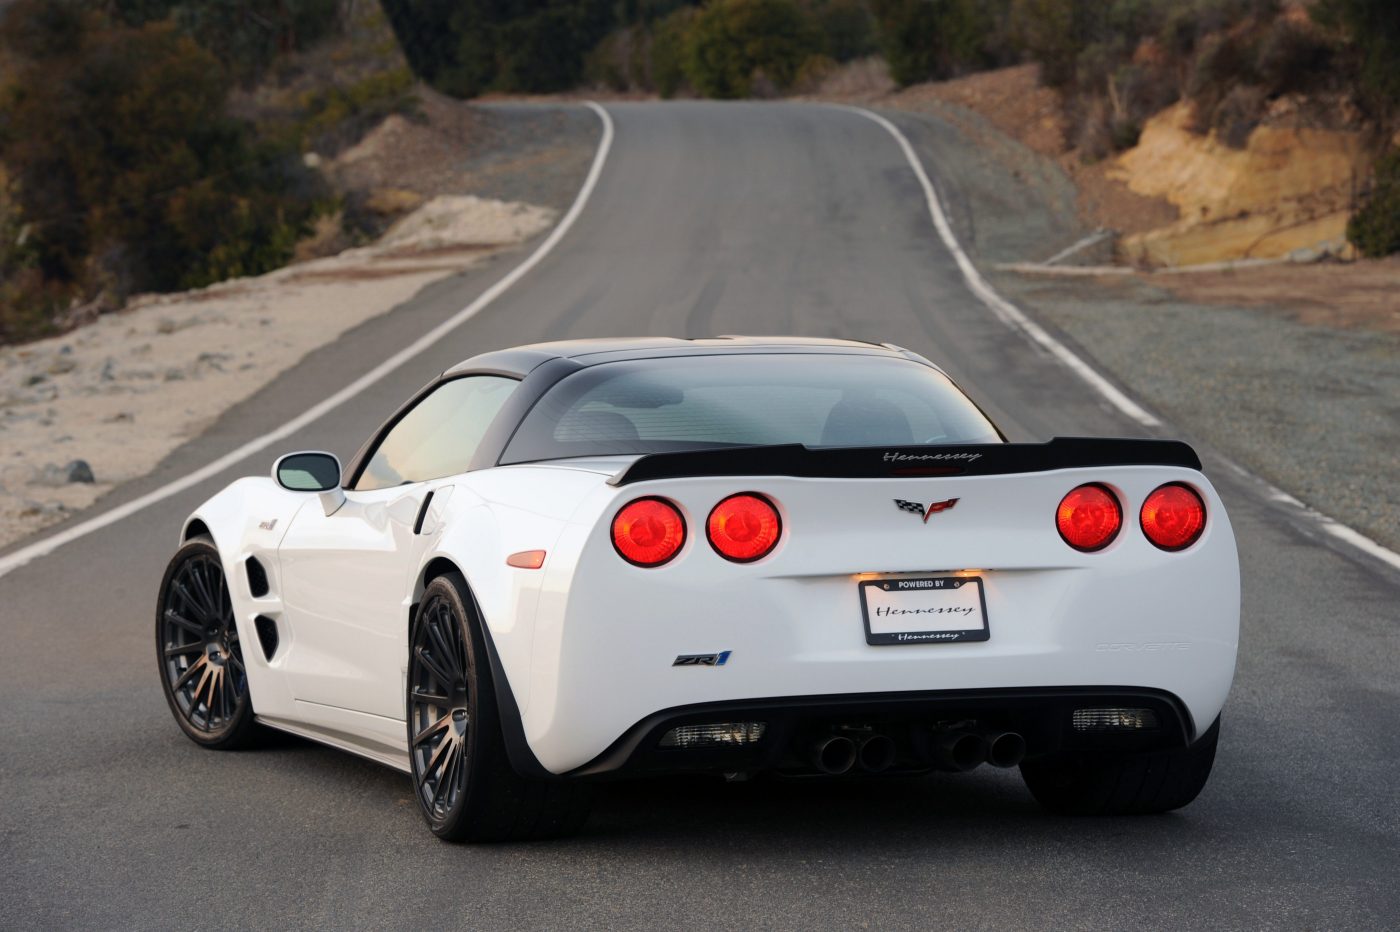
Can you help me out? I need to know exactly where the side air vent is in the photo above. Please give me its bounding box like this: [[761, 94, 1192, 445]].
[[245, 556, 269, 597], [254, 615, 280, 661]]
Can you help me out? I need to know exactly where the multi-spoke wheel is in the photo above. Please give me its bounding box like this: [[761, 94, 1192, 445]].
[[156, 537, 258, 748], [407, 572, 592, 842], [409, 593, 473, 823]]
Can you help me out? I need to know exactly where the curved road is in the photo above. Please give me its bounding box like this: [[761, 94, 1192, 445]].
[[3, 102, 1397, 929]]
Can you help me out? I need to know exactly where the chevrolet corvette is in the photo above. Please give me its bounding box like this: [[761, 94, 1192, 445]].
[[156, 337, 1239, 841]]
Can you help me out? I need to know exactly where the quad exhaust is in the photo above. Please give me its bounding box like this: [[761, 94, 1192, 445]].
[[811, 735, 858, 774], [933, 732, 988, 772], [856, 734, 896, 773], [985, 731, 1027, 768]]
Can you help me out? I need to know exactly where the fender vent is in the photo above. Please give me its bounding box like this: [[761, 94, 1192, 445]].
[[245, 556, 269, 597], [253, 615, 279, 661]]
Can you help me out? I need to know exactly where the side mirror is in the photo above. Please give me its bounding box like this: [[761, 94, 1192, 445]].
[[273, 451, 346, 516]]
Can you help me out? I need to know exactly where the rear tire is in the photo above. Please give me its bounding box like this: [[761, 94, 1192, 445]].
[[407, 572, 592, 842], [1019, 717, 1220, 816]]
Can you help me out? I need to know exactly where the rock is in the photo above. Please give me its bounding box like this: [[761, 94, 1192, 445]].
[[65, 459, 94, 483], [156, 317, 178, 334], [47, 356, 77, 375], [34, 459, 94, 486], [19, 499, 69, 519], [102, 412, 134, 423], [100, 358, 117, 381], [163, 368, 186, 382], [196, 352, 232, 372], [366, 187, 425, 216], [24, 373, 48, 386]]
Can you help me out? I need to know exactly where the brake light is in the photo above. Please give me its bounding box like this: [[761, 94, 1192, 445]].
[[1140, 483, 1206, 551], [1056, 483, 1121, 552], [707, 493, 781, 562], [612, 498, 686, 567]]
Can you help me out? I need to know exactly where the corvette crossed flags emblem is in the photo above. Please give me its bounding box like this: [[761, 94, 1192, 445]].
[[894, 497, 959, 523]]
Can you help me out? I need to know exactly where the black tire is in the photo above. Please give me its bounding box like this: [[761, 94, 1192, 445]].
[[407, 572, 592, 842], [156, 537, 260, 749], [1019, 717, 1220, 816]]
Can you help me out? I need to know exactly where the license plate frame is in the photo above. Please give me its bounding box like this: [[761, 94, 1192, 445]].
[[859, 575, 990, 646]]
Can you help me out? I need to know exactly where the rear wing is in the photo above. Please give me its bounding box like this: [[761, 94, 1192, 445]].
[[610, 438, 1200, 486]]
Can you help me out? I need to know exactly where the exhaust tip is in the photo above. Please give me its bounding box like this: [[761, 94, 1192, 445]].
[[934, 731, 988, 772], [812, 735, 857, 775], [857, 734, 896, 773], [987, 732, 1027, 768]]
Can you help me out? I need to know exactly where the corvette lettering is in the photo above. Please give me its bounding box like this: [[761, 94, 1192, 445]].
[[894, 497, 959, 523]]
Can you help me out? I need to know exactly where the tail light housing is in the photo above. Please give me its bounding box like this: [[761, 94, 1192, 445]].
[[612, 498, 686, 567], [707, 493, 782, 563], [1140, 483, 1206, 551], [1056, 483, 1122, 552]]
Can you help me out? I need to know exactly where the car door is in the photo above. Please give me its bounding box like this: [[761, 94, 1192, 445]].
[[276, 375, 517, 721]]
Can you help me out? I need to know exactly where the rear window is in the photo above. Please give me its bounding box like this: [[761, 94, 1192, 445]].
[[501, 354, 1000, 463]]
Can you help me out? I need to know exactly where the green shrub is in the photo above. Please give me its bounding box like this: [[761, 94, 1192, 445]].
[[652, 6, 698, 97], [683, 0, 817, 98], [1312, 0, 1400, 119], [875, 0, 999, 86], [1349, 152, 1400, 258], [0, 5, 323, 304]]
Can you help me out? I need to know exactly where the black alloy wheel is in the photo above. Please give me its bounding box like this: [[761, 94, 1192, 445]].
[[407, 572, 593, 842], [156, 538, 258, 748], [408, 591, 473, 823]]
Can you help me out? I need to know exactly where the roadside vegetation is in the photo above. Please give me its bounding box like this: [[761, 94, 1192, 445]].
[[0, 0, 414, 344], [2, 0, 1397, 344], [385, 0, 1400, 259]]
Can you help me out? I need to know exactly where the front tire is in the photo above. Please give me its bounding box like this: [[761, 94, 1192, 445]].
[[407, 572, 592, 842], [156, 538, 259, 749], [1019, 717, 1221, 816]]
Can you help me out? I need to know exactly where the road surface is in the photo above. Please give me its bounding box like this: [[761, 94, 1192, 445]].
[[2, 102, 1397, 929]]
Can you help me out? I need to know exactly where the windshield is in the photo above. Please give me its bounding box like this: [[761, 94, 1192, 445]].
[[501, 354, 1001, 463]]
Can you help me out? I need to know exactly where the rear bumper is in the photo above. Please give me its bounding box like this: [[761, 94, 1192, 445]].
[[567, 686, 1194, 778]]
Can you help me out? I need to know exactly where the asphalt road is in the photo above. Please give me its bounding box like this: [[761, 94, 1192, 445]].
[[2, 102, 1398, 930]]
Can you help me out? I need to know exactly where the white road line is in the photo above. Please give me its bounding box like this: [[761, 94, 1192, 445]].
[[0, 102, 616, 580], [847, 104, 1400, 576], [844, 106, 1162, 429]]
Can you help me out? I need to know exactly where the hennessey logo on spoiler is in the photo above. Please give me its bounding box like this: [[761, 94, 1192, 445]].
[[894, 498, 959, 523], [882, 452, 983, 463]]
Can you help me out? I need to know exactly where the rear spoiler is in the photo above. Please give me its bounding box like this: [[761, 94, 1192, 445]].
[[610, 437, 1200, 486]]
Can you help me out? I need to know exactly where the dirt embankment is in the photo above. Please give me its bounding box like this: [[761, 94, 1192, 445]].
[[1114, 101, 1374, 266]]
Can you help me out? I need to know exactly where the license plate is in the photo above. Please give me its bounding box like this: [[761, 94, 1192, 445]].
[[859, 576, 989, 645]]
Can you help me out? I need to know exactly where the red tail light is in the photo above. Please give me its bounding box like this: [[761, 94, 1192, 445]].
[[1056, 483, 1122, 552], [707, 493, 782, 562], [1141, 483, 1206, 551], [612, 498, 686, 567]]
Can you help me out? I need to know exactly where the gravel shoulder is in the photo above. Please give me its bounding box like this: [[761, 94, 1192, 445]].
[[875, 102, 1400, 553]]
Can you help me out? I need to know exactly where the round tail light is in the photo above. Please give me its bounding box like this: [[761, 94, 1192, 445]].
[[612, 498, 686, 567], [1140, 483, 1206, 551], [1056, 483, 1122, 552], [707, 493, 782, 563]]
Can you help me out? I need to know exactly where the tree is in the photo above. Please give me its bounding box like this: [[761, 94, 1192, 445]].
[[683, 0, 816, 98]]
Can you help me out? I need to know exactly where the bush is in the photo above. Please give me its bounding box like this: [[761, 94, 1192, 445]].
[[1312, 0, 1400, 120], [1349, 152, 1400, 258], [652, 7, 699, 97], [0, 5, 324, 305], [874, 0, 999, 86], [683, 0, 817, 98]]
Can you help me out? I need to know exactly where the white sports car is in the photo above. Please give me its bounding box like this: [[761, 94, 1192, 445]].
[[157, 337, 1239, 841]]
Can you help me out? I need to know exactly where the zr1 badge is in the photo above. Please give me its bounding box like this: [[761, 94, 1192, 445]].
[[673, 651, 731, 667]]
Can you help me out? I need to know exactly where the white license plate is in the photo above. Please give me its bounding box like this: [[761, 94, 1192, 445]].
[[859, 576, 989, 646]]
